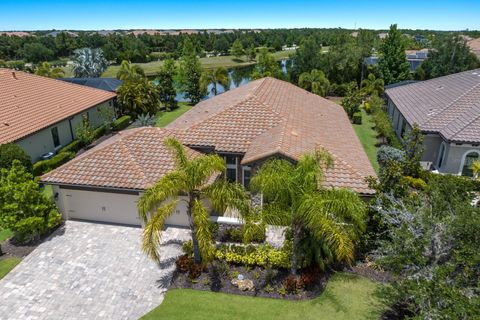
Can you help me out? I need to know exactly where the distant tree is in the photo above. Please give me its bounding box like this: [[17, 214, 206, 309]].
[[55, 31, 76, 57], [318, 38, 363, 85], [21, 43, 54, 63], [156, 59, 177, 110], [291, 37, 322, 81], [72, 48, 108, 78], [178, 38, 206, 104], [420, 35, 480, 79], [201, 67, 229, 96], [361, 73, 384, 96], [0, 144, 31, 172], [101, 42, 119, 63], [230, 39, 244, 59], [378, 24, 411, 85], [35, 62, 65, 78], [251, 48, 282, 80], [246, 44, 256, 61], [341, 84, 363, 119], [116, 60, 146, 81], [213, 37, 230, 55], [298, 69, 330, 97]]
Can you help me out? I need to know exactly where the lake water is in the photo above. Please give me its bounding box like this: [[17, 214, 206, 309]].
[[159, 59, 290, 102]]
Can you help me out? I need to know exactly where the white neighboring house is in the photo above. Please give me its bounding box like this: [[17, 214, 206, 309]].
[[385, 68, 480, 177], [0, 69, 116, 161]]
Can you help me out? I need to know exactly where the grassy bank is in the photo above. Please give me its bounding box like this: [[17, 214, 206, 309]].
[[155, 102, 192, 127], [142, 273, 383, 320], [0, 257, 21, 280], [353, 109, 380, 173]]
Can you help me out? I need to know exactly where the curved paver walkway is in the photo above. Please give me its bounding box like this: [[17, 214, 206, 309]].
[[0, 220, 190, 320]]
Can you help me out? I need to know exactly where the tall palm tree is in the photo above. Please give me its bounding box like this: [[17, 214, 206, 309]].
[[35, 62, 65, 78], [201, 67, 229, 96], [298, 69, 330, 97], [116, 60, 146, 81], [361, 73, 384, 96], [72, 48, 108, 78], [138, 138, 250, 264], [250, 150, 366, 275]]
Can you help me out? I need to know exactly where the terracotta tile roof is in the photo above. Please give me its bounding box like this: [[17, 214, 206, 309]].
[[41, 127, 201, 190], [168, 77, 376, 194], [385, 68, 480, 143], [0, 68, 116, 144]]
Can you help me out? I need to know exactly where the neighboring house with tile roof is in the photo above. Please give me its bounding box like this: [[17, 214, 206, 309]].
[[40, 77, 375, 227], [0, 68, 116, 161], [385, 68, 480, 176]]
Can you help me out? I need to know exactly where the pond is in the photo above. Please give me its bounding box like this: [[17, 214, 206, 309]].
[[153, 59, 291, 102]]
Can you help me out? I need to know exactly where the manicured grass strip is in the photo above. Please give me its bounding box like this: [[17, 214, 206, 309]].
[[155, 103, 192, 127], [0, 257, 21, 280], [0, 229, 13, 242], [142, 273, 383, 320], [353, 109, 380, 174]]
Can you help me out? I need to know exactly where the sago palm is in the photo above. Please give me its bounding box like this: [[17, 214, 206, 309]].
[[250, 150, 366, 275], [138, 138, 250, 264], [201, 67, 229, 95]]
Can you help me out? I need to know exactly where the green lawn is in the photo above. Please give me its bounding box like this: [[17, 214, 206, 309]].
[[353, 109, 380, 173], [155, 102, 192, 127], [142, 273, 383, 320], [99, 50, 294, 78], [0, 257, 21, 280], [0, 229, 12, 242]]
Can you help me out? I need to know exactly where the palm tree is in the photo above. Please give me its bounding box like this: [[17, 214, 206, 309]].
[[35, 62, 65, 78], [116, 60, 146, 81], [201, 67, 229, 96], [72, 48, 108, 78], [298, 69, 330, 97], [250, 150, 366, 275], [138, 138, 250, 264], [361, 73, 384, 96], [471, 160, 480, 180]]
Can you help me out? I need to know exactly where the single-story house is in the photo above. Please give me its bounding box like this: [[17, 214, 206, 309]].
[[41, 77, 376, 227], [0, 68, 117, 161], [59, 78, 123, 92], [385, 68, 480, 176]]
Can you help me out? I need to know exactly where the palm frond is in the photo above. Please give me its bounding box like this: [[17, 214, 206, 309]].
[[164, 137, 189, 169], [137, 171, 185, 223], [261, 202, 292, 226], [186, 154, 225, 187], [250, 158, 293, 204], [202, 179, 250, 217], [192, 199, 214, 262], [142, 200, 178, 262]]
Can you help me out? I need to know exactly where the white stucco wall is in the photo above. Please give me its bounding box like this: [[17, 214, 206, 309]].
[[15, 100, 114, 162]]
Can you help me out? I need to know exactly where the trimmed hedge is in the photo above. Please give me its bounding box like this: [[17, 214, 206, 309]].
[[352, 112, 362, 124], [33, 151, 75, 176], [60, 139, 82, 154], [92, 124, 106, 139], [112, 115, 131, 131]]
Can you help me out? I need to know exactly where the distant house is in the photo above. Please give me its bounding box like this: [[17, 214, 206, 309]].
[[41, 77, 375, 227], [46, 30, 78, 37], [385, 69, 480, 176], [364, 49, 429, 72], [282, 44, 299, 51], [59, 78, 123, 92], [0, 69, 116, 161]]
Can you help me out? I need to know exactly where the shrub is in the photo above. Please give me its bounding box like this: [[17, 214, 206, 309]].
[[47, 209, 62, 229], [209, 221, 219, 238], [92, 124, 106, 140], [112, 115, 131, 131], [403, 176, 427, 190], [352, 111, 362, 124], [176, 254, 193, 273], [188, 263, 203, 279], [182, 240, 194, 256], [33, 151, 75, 176], [299, 267, 320, 289], [60, 140, 82, 154], [214, 243, 290, 269], [377, 146, 405, 168], [283, 274, 301, 293], [0, 143, 31, 171], [13, 216, 46, 243]]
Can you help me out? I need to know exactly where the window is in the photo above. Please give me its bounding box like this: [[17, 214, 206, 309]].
[[51, 127, 60, 147], [461, 152, 479, 177], [437, 143, 446, 168], [400, 118, 407, 138], [224, 155, 237, 183], [243, 166, 251, 188]]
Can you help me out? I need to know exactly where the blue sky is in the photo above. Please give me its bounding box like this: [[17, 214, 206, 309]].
[[1, 0, 479, 31]]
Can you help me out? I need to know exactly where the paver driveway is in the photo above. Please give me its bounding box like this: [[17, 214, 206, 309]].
[[0, 220, 190, 320]]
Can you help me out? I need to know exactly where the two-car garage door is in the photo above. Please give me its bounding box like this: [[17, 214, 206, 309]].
[[56, 187, 190, 227]]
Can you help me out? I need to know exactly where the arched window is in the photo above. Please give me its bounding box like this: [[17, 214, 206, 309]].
[[461, 151, 480, 176]]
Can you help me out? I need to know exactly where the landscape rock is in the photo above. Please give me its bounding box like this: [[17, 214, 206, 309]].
[[231, 278, 255, 291]]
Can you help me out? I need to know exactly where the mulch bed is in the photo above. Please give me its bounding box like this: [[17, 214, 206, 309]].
[[170, 258, 329, 300], [0, 223, 65, 260], [345, 261, 393, 283]]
